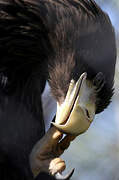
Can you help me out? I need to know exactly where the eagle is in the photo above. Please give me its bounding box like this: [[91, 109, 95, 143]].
[[0, 0, 116, 180]]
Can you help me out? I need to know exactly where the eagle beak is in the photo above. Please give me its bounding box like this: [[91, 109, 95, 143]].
[[52, 72, 95, 135]]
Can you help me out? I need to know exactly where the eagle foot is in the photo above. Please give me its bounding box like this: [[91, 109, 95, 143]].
[[30, 127, 75, 179]]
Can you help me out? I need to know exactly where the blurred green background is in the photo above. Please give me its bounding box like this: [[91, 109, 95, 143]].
[[42, 0, 119, 179]]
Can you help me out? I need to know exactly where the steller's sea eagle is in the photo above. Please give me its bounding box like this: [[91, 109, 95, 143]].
[[0, 0, 116, 179]]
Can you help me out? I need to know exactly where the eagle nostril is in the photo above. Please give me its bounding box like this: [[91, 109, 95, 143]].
[[85, 109, 90, 118]]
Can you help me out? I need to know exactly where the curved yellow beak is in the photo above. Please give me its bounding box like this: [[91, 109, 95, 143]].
[[52, 73, 95, 135]]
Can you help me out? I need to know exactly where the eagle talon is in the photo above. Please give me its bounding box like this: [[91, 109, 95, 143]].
[[30, 127, 75, 178], [55, 168, 75, 180]]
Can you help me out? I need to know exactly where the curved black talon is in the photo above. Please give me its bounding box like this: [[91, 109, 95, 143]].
[[55, 168, 75, 180]]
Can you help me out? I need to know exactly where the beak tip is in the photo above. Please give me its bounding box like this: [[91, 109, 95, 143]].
[[83, 72, 87, 79]]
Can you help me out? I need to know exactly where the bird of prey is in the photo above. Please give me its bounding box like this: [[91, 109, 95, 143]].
[[0, 0, 116, 179]]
